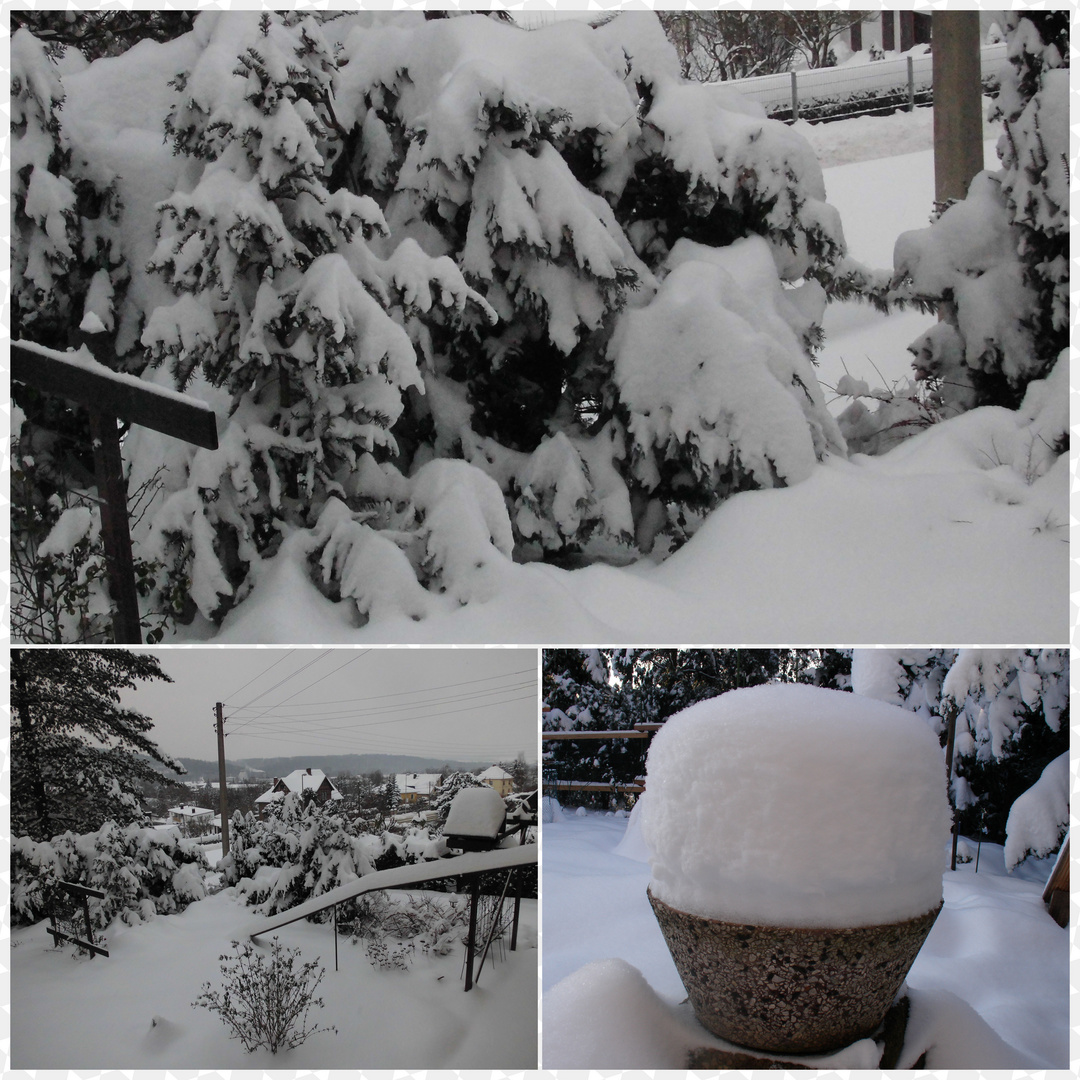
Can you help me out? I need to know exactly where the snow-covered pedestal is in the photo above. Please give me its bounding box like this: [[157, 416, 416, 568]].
[[642, 684, 952, 1056]]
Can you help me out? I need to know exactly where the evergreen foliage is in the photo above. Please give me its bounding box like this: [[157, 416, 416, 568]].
[[859, 649, 1068, 847], [889, 14, 1069, 413], [11, 12, 851, 635], [12, 820, 208, 928], [11, 649, 183, 840]]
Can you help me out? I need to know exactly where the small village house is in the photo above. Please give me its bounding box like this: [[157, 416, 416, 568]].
[[478, 764, 514, 797], [167, 803, 214, 837], [254, 767, 342, 819], [396, 772, 441, 804]]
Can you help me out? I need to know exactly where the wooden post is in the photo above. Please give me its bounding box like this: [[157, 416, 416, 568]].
[[88, 410, 142, 643], [933, 12, 984, 204], [906, 55, 915, 111], [216, 703, 230, 859], [942, 699, 960, 871], [11, 340, 218, 645], [333, 903, 339, 972], [464, 874, 480, 991], [790, 70, 799, 122]]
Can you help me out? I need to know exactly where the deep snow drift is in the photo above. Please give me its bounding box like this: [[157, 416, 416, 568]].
[[541, 805, 1067, 1069], [12, 879, 538, 1069]]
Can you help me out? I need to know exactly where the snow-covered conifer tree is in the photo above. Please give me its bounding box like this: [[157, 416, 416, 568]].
[[852, 648, 1069, 847], [891, 13, 1068, 413], [13, 12, 854, 634]]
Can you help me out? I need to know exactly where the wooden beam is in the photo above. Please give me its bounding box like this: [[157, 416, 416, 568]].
[[12, 341, 219, 450], [542, 730, 648, 740]]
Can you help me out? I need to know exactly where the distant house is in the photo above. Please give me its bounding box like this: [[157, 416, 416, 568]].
[[168, 804, 214, 836], [477, 765, 514, 797], [396, 773, 441, 804], [254, 768, 342, 818]]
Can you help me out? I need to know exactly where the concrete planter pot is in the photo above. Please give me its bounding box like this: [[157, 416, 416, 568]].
[[648, 888, 941, 1055]]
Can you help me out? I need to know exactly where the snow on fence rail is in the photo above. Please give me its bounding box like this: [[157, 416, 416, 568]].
[[725, 43, 1010, 123]]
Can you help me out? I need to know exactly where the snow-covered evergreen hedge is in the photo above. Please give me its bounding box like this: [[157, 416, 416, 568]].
[[13, 11, 851, 634], [12, 821, 209, 929]]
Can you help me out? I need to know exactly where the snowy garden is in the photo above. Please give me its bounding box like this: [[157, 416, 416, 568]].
[[541, 648, 1069, 1068], [11, 11, 1067, 644], [12, 797, 538, 1069], [10, 649, 538, 1068]]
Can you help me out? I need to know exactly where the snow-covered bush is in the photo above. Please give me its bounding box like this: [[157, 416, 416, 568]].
[[1003, 752, 1068, 871], [12, 11, 853, 637], [194, 937, 336, 1053], [889, 13, 1068, 413], [223, 794, 377, 916], [851, 648, 1069, 848], [12, 821, 209, 929]]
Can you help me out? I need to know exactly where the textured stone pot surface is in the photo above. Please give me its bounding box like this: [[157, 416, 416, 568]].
[[649, 888, 942, 1055]]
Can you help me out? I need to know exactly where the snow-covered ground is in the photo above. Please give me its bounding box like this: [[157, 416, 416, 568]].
[[541, 805, 1067, 1069], [183, 105, 1062, 646], [12, 874, 538, 1069]]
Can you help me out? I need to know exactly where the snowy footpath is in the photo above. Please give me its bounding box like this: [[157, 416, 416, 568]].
[[541, 807, 1068, 1069], [12, 886, 538, 1069]]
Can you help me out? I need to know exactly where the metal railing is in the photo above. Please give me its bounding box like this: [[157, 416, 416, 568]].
[[719, 43, 1010, 123]]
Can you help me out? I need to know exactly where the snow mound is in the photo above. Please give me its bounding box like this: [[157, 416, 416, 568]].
[[542, 958, 693, 1069], [642, 684, 952, 927]]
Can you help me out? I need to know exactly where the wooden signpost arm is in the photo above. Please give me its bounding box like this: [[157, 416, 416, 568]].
[[12, 340, 219, 644]]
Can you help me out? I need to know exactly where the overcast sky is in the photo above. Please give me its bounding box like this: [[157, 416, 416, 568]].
[[121, 648, 539, 767]]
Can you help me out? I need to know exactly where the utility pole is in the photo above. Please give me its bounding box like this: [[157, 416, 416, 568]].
[[933, 12, 984, 204], [216, 702, 230, 858]]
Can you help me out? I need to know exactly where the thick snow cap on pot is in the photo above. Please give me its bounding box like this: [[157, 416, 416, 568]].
[[642, 684, 951, 929]]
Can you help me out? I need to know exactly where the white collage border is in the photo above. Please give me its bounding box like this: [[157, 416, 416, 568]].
[[1, 1, 1076, 1077]]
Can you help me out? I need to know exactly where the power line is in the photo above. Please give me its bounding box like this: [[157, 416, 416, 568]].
[[225, 648, 296, 701], [222, 666, 536, 712], [227, 651, 371, 736]]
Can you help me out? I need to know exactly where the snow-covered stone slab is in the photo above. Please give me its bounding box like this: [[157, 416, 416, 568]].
[[444, 786, 506, 841]]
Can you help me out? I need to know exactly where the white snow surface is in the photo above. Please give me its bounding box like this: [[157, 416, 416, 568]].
[[542, 808, 1066, 1068], [641, 685, 952, 927], [13, 883, 537, 1068]]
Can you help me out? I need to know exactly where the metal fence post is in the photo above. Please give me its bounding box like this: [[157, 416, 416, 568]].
[[790, 70, 799, 121], [907, 55, 915, 111]]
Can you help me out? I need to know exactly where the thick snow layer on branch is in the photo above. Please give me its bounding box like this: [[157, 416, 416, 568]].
[[612, 235, 843, 492], [1004, 752, 1068, 871], [641, 684, 952, 927]]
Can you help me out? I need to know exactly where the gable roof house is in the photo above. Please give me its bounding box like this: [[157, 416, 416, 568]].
[[478, 764, 514, 797], [254, 768, 342, 818], [167, 803, 215, 836], [396, 773, 441, 804]]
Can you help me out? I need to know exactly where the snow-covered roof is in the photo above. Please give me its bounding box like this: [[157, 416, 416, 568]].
[[396, 772, 441, 795], [478, 765, 512, 782], [255, 768, 342, 803], [168, 804, 214, 818]]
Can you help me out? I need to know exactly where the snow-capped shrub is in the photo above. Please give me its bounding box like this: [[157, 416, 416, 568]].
[[852, 648, 1069, 844], [889, 13, 1068, 412], [12, 821, 209, 929], [224, 794, 378, 919], [1003, 752, 1068, 871], [11, 11, 854, 636], [194, 937, 336, 1053]]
